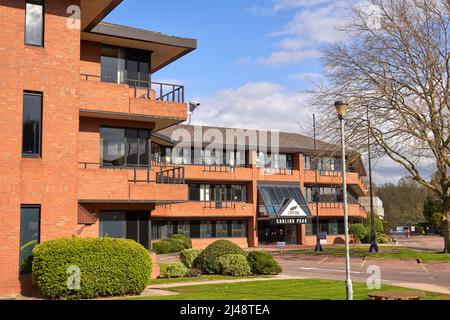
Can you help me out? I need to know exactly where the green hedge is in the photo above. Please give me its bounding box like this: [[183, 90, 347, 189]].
[[153, 235, 192, 254], [180, 249, 202, 268], [171, 234, 192, 249], [349, 224, 367, 243], [166, 263, 188, 278], [218, 254, 252, 276], [32, 237, 151, 300], [194, 240, 245, 274], [247, 251, 282, 275]]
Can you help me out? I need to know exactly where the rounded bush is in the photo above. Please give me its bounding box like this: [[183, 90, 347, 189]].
[[180, 249, 202, 268], [218, 254, 252, 276], [377, 234, 390, 244], [171, 234, 192, 249], [166, 263, 188, 278], [153, 240, 173, 254], [349, 224, 367, 243], [166, 238, 186, 252], [247, 251, 282, 275], [32, 237, 151, 300], [194, 240, 245, 274]]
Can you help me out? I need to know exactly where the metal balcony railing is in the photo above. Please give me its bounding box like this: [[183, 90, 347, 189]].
[[262, 167, 293, 176], [80, 74, 185, 103], [156, 167, 185, 185], [202, 201, 237, 209]]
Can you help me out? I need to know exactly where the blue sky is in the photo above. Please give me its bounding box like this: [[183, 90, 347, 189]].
[[106, 0, 325, 97], [105, 0, 410, 184]]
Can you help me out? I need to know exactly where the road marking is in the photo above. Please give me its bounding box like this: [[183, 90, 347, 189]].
[[360, 257, 367, 268], [419, 263, 429, 273], [295, 267, 364, 274], [319, 256, 329, 264]]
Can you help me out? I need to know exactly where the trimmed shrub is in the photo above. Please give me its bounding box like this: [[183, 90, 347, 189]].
[[377, 234, 390, 244], [32, 237, 151, 300], [180, 249, 202, 268], [153, 240, 173, 254], [153, 235, 193, 254], [194, 240, 245, 274], [185, 269, 202, 278], [218, 254, 252, 276], [171, 234, 192, 249], [247, 251, 282, 275], [166, 263, 188, 278], [349, 224, 367, 243]]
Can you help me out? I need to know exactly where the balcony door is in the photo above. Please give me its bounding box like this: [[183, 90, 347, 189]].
[[101, 46, 151, 86], [99, 211, 150, 250]]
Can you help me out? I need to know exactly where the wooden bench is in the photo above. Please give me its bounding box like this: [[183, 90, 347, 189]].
[[368, 292, 426, 301]]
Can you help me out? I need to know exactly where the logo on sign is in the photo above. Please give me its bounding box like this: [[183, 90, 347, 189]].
[[280, 199, 308, 217]]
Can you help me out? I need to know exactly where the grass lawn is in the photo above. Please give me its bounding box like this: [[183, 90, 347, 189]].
[[290, 246, 450, 262], [133, 279, 449, 300]]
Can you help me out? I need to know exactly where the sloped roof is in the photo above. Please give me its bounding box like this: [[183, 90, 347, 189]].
[[155, 124, 334, 153]]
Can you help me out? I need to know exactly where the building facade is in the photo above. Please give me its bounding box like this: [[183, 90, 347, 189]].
[[0, 0, 367, 296], [358, 196, 385, 219]]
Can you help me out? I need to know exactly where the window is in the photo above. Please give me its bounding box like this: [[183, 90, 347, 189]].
[[200, 221, 213, 238], [231, 221, 247, 238], [25, 0, 44, 46], [20, 206, 40, 274], [216, 221, 229, 238], [100, 127, 151, 167], [22, 92, 42, 157], [101, 46, 151, 85]]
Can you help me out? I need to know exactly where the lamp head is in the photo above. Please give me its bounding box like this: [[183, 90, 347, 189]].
[[335, 101, 349, 119]]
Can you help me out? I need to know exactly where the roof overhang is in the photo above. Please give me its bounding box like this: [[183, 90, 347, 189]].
[[81, 22, 197, 73], [81, 0, 123, 32]]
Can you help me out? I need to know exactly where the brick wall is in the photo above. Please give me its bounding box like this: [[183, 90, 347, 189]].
[[0, 0, 81, 296]]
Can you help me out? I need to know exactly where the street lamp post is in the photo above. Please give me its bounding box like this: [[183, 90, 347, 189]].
[[367, 105, 379, 253], [335, 101, 353, 301], [313, 114, 323, 252]]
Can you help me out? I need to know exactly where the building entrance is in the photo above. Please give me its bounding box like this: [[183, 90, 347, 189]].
[[258, 221, 298, 245]]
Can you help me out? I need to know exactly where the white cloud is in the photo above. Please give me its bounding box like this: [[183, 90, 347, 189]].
[[258, 49, 322, 65], [250, 0, 354, 66], [190, 82, 313, 133]]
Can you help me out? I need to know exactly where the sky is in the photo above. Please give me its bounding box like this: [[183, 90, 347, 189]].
[[105, 0, 412, 185]]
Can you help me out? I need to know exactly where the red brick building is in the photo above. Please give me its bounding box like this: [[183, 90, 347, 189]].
[[0, 0, 367, 296]]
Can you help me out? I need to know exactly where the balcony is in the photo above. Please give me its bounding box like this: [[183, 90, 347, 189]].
[[152, 201, 254, 218], [308, 202, 367, 219], [257, 167, 300, 182], [156, 163, 254, 182], [79, 74, 187, 129], [303, 170, 367, 196], [78, 163, 188, 204]]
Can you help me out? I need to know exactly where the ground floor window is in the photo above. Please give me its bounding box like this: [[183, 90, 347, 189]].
[[99, 211, 150, 250], [306, 219, 346, 236], [20, 205, 41, 274], [152, 220, 248, 240]]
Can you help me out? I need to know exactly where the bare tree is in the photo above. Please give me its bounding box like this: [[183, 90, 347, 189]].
[[313, 0, 450, 252]]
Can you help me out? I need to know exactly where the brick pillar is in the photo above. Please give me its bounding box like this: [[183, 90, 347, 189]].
[[150, 253, 160, 279]]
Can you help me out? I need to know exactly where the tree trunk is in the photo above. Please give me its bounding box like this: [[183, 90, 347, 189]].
[[443, 199, 450, 254]]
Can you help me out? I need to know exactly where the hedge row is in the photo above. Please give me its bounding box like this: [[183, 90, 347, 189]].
[[153, 234, 192, 254], [32, 237, 152, 300]]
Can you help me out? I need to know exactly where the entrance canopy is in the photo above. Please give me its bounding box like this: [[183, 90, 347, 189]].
[[258, 182, 312, 225]]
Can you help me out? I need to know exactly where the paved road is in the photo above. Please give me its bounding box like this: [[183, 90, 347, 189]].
[[394, 235, 444, 251], [274, 253, 450, 294]]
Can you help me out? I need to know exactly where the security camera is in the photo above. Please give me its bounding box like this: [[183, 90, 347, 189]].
[[189, 101, 201, 114]]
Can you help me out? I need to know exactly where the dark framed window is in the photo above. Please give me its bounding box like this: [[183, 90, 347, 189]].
[[19, 205, 41, 274], [100, 127, 151, 167], [25, 0, 44, 47], [22, 92, 43, 157]]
